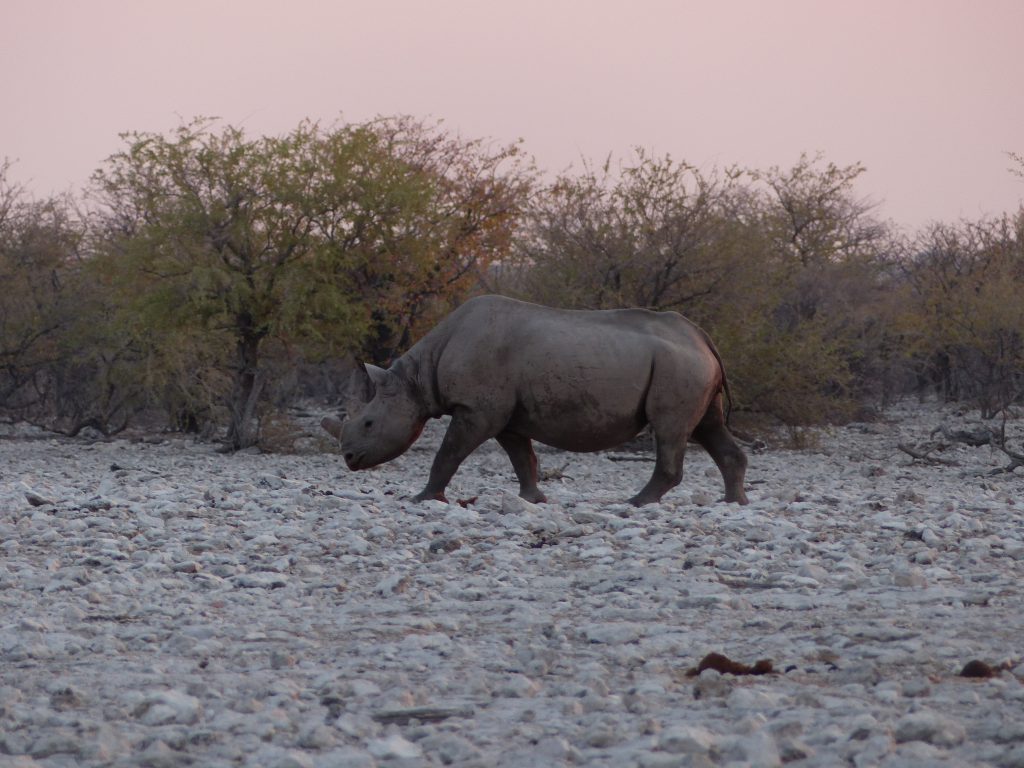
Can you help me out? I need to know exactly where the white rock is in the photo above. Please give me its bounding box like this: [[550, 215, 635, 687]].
[[28, 729, 82, 759], [534, 735, 582, 762], [1000, 745, 1024, 768], [297, 723, 336, 749], [581, 623, 644, 644], [891, 567, 928, 588], [417, 733, 482, 765], [722, 729, 783, 768], [493, 673, 541, 698], [272, 752, 315, 768], [132, 690, 202, 726], [314, 747, 377, 768], [727, 687, 782, 711], [374, 572, 411, 595], [131, 739, 186, 767], [659, 723, 716, 755], [232, 572, 288, 589], [894, 710, 967, 747], [797, 563, 829, 582], [366, 733, 422, 760]]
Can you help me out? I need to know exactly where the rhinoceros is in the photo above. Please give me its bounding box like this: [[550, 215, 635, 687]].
[[322, 295, 748, 506]]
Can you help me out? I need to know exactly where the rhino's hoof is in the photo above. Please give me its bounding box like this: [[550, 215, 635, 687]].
[[627, 494, 659, 507], [412, 491, 449, 504]]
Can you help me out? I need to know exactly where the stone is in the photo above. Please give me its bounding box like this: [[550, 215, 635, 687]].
[[797, 563, 829, 582], [133, 739, 191, 767], [25, 490, 54, 507], [29, 730, 83, 758], [894, 710, 967, 747], [892, 567, 928, 588], [500, 492, 543, 517], [493, 673, 541, 698], [272, 752, 315, 768], [417, 733, 482, 765], [133, 690, 203, 726], [313, 748, 377, 768], [727, 686, 781, 711], [297, 723, 336, 749], [659, 724, 716, 755], [901, 678, 933, 698], [1000, 745, 1024, 768], [233, 572, 288, 589], [367, 733, 423, 760], [722, 730, 782, 768], [692, 669, 733, 700], [374, 572, 411, 595], [531, 736, 576, 761]]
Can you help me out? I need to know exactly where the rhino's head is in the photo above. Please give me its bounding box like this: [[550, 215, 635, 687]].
[[321, 362, 425, 471]]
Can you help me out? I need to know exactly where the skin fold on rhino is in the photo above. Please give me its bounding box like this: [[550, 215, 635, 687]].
[[322, 295, 749, 507]]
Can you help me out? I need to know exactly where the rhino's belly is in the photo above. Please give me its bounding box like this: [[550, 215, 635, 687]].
[[505, 400, 647, 453]]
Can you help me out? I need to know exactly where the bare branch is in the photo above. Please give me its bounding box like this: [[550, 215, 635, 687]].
[[897, 442, 959, 466]]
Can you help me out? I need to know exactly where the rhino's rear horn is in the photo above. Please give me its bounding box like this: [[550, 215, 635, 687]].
[[321, 416, 344, 440], [348, 360, 376, 403]]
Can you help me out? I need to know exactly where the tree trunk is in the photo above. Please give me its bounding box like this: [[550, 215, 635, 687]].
[[225, 327, 264, 451]]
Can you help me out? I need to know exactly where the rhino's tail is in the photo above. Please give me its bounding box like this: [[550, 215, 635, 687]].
[[695, 326, 735, 427]]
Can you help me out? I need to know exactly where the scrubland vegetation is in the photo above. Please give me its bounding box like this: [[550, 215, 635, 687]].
[[1, 119, 1022, 448]]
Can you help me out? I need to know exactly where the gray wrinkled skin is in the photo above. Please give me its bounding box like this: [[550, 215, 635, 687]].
[[322, 295, 748, 506]]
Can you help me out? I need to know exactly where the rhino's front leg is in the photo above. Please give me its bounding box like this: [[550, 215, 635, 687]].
[[495, 430, 547, 503], [412, 407, 497, 503]]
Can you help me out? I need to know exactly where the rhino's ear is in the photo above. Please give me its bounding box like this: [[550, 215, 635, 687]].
[[345, 360, 376, 404]]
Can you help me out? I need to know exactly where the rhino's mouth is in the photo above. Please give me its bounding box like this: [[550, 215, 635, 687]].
[[344, 451, 366, 470]]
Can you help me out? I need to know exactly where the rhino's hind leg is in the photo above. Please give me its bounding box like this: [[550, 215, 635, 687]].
[[692, 399, 749, 505], [629, 430, 687, 506], [413, 408, 496, 503], [496, 431, 547, 503]]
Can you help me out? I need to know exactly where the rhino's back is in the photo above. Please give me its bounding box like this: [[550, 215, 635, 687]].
[[440, 295, 708, 360]]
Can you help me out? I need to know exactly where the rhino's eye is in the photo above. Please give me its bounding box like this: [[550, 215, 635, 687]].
[[364, 419, 374, 429]]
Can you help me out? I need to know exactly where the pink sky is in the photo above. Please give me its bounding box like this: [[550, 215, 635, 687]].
[[2, 0, 1022, 230]]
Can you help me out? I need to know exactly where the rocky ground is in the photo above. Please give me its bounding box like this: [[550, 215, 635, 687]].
[[1, 402, 1023, 767]]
